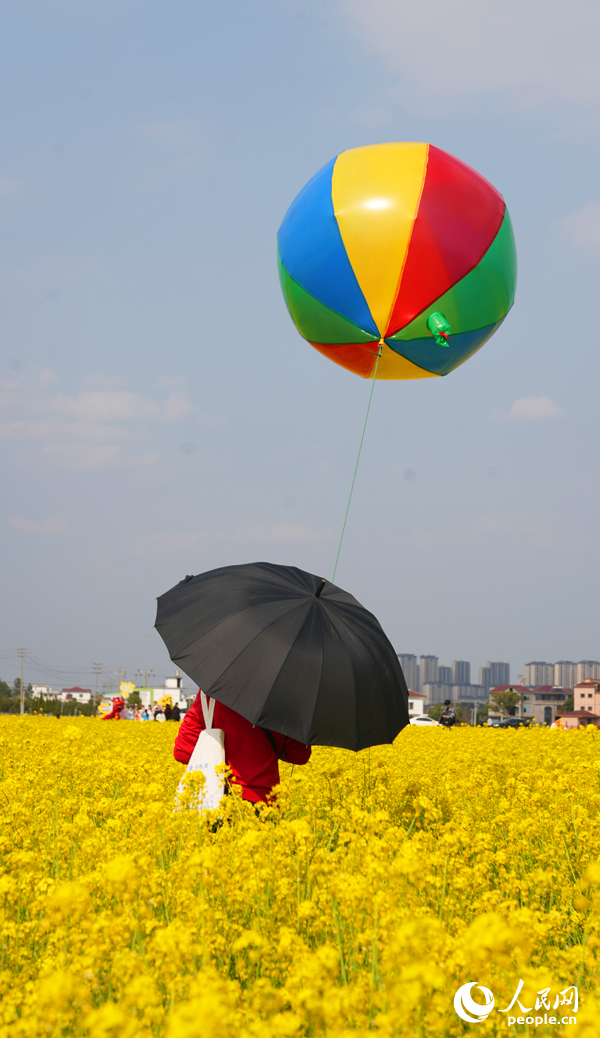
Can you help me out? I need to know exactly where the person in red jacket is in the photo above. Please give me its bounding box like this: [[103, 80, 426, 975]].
[[174, 690, 311, 804]]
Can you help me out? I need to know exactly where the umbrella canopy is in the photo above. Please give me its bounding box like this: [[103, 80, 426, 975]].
[[155, 562, 409, 751]]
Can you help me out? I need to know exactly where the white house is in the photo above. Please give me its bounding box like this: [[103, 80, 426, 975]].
[[61, 687, 92, 703], [135, 672, 187, 710], [32, 684, 57, 698], [407, 690, 426, 717]]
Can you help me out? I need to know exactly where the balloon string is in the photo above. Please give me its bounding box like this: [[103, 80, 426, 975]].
[[331, 344, 382, 583]]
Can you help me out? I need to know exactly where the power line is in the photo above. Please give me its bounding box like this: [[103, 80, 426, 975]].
[[17, 648, 25, 716], [0, 648, 123, 689], [93, 663, 102, 708]]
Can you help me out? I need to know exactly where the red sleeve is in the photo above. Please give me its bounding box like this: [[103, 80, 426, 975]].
[[174, 692, 205, 764], [272, 733, 312, 766]]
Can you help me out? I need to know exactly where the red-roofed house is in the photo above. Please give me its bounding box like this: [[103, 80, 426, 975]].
[[520, 686, 571, 726], [61, 686, 92, 703], [489, 685, 571, 725]]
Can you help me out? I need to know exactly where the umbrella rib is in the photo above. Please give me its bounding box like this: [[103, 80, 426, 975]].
[[169, 596, 303, 655], [201, 602, 310, 707], [258, 605, 326, 740]]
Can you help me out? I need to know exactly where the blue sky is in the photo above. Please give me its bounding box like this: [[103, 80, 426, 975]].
[[1, 0, 600, 693]]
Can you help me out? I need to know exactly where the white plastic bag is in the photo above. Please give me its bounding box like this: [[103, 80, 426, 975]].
[[177, 693, 225, 812]]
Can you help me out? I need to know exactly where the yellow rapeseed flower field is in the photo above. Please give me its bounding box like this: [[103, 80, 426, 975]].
[[1, 716, 600, 1036]]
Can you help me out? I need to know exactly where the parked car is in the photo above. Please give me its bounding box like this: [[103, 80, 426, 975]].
[[497, 717, 532, 728], [409, 716, 440, 727]]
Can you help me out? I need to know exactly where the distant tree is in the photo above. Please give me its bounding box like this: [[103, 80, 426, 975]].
[[477, 704, 489, 724], [488, 688, 523, 717], [455, 706, 471, 725], [127, 692, 142, 708], [427, 704, 443, 720], [12, 678, 33, 698], [562, 694, 574, 713], [0, 677, 15, 714]]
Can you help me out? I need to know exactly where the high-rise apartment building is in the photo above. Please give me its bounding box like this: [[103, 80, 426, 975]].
[[398, 654, 419, 691], [456, 684, 487, 701], [439, 666, 452, 684], [479, 661, 510, 689], [525, 662, 554, 687], [554, 661, 577, 687], [419, 656, 439, 689], [576, 661, 600, 683], [452, 660, 471, 685], [421, 682, 452, 705], [488, 661, 510, 686]]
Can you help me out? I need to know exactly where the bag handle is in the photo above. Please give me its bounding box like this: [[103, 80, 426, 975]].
[[200, 692, 215, 730]]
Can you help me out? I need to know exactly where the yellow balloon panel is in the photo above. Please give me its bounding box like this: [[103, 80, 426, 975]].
[[375, 344, 438, 381], [331, 143, 428, 337]]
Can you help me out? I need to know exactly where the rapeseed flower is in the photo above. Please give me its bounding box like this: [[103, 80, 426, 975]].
[[0, 716, 599, 1035]]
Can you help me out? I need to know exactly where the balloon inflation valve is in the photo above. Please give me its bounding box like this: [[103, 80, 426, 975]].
[[426, 312, 451, 346]]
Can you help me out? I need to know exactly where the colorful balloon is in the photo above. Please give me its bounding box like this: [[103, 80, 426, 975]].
[[277, 143, 517, 380]]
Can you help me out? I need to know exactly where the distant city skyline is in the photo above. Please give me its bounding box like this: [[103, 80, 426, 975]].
[[398, 654, 511, 695], [398, 653, 600, 700]]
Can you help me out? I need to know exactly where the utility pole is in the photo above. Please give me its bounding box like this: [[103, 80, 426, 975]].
[[93, 663, 102, 710], [117, 667, 126, 692], [136, 669, 154, 689], [17, 648, 25, 715]]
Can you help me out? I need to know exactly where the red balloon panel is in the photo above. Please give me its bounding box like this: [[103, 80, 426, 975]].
[[385, 146, 505, 337]]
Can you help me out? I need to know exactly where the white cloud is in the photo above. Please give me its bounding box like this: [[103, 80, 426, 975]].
[[81, 373, 125, 390], [234, 523, 333, 544], [140, 119, 199, 149], [561, 202, 600, 248], [7, 513, 68, 536], [163, 391, 193, 422], [129, 452, 160, 468], [337, 0, 600, 110], [400, 510, 559, 552], [50, 390, 162, 422], [351, 102, 394, 127], [474, 511, 558, 550], [0, 254, 113, 303], [493, 396, 565, 422], [0, 420, 125, 444], [1, 371, 197, 470], [0, 177, 26, 200], [38, 369, 58, 386], [41, 444, 122, 470], [48, 388, 192, 423], [138, 120, 204, 189], [156, 375, 186, 389], [128, 530, 206, 559]]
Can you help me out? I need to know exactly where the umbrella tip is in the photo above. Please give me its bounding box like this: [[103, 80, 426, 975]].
[[182, 574, 194, 584], [314, 578, 326, 599]]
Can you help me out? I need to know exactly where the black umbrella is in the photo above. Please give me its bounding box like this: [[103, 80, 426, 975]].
[[155, 562, 408, 751]]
